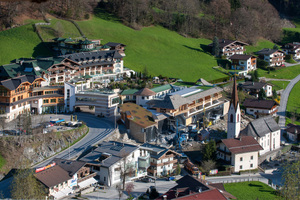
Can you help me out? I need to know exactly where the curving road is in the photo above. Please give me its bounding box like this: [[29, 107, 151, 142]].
[[277, 74, 300, 128], [34, 112, 115, 168]]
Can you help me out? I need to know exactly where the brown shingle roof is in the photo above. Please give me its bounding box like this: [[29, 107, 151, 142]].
[[134, 88, 156, 96], [286, 124, 300, 134], [120, 102, 156, 128], [221, 136, 263, 154], [229, 54, 255, 60], [34, 165, 71, 188], [243, 98, 277, 110]]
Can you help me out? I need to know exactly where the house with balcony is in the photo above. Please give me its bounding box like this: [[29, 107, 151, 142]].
[[79, 141, 149, 187], [104, 42, 126, 56], [281, 42, 300, 60], [0, 75, 67, 121], [286, 124, 300, 142], [141, 143, 180, 177], [229, 54, 257, 75], [147, 87, 224, 126], [52, 158, 98, 190], [256, 48, 285, 67], [119, 102, 168, 143], [239, 116, 281, 155], [239, 81, 273, 98], [243, 99, 278, 118], [52, 37, 102, 55], [217, 136, 263, 173], [208, 39, 248, 57]]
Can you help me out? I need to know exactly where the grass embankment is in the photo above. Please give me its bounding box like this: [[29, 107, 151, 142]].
[[287, 81, 300, 115], [38, 17, 82, 42], [0, 24, 53, 66], [76, 10, 227, 82], [246, 39, 275, 54], [224, 181, 281, 200], [0, 154, 6, 170], [268, 81, 289, 91], [257, 65, 300, 79]]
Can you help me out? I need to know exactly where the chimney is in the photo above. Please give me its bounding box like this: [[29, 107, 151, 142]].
[[198, 187, 202, 193]]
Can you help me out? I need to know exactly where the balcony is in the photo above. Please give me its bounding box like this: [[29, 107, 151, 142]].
[[77, 172, 97, 183], [150, 159, 177, 167]]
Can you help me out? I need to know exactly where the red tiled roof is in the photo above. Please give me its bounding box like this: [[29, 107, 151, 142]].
[[164, 189, 228, 200], [221, 136, 263, 154]]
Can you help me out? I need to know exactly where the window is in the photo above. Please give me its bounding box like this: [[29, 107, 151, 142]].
[[230, 114, 233, 122], [251, 156, 253, 160], [240, 157, 243, 161], [51, 99, 56, 103], [132, 153, 134, 158], [104, 177, 106, 182], [250, 164, 253, 168], [43, 99, 49, 103], [237, 114, 239, 122], [13, 98, 15, 102], [240, 165, 243, 169]]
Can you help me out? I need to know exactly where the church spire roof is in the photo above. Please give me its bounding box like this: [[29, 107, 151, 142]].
[[231, 75, 239, 110]]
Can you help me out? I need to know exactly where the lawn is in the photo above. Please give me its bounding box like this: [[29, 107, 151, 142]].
[[268, 81, 289, 91], [76, 9, 227, 82], [287, 81, 300, 114], [257, 65, 300, 80], [0, 24, 53, 65], [224, 181, 281, 200], [38, 17, 82, 42], [246, 39, 275, 54]]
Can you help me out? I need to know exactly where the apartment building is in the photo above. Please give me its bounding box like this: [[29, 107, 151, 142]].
[[141, 143, 180, 177], [256, 48, 285, 67], [239, 81, 273, 98], [147, 87, 224, 126], [208, 39, 248, 57], [79, 141, 149, 186], [282, 42, 300, 60], [229, 54, 257, 75], [243, 99, 278, 118], [0, 75, 66, 121]]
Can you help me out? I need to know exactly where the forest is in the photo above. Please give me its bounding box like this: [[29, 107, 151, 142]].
[[0, 0, 299, 44]]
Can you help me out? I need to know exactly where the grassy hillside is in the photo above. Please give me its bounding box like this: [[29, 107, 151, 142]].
[[245, 39, 275, 54], [287, 81, 300, 114], [0, 24, 52, 66], [76, 12, 227, 82], [257, 65, 300, 79]]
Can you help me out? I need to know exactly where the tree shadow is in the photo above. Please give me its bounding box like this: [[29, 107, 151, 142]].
[[32, 42, 54, 58], [93, 8, 122, 23], [248, 183, 263, 188], [182, 44, 212, 56], [216, 58, 231, 68]]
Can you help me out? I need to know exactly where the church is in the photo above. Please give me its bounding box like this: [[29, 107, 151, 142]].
[[217, 77, 265, 173]]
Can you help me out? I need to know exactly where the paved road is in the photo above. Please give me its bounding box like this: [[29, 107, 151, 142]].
[[34, 112, 115, 168], [283, 61, 300, 67], [277, 74, 300, 128]]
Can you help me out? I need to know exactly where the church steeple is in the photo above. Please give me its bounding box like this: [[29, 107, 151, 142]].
[[231, 75, 239, 111], [227, 75, 241, 139]]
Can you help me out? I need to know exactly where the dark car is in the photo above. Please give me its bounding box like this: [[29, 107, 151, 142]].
[[141, 177, 155, 183]]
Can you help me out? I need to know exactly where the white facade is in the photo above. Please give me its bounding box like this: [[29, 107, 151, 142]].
[[227, 103, 241, 139], [231, 57, 256, 72], [7, 103, 31, 121], [217, 143, 259, 173], [246, 106, 278, 118], [92, 148, 149, 186], [256, 130, 281, 155], [64, 82, 77, 112], [136, 95, 155, 107], [264, 52, 285, 67]]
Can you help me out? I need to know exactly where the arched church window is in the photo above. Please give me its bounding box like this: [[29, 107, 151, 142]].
[[230, 114, 233, 122]]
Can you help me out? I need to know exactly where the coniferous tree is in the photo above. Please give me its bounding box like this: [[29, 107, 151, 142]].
[[212, 36, 220, 57]]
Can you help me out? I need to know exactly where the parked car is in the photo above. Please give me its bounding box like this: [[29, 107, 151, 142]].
[[141, 177, 155, 183], [166, 176, 175, 181]]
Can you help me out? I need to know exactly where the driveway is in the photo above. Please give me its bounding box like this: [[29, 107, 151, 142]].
[[277, 74, 300, 128], [34, 112, 115, 167]]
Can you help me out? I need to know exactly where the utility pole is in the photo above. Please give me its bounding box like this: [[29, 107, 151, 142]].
[[68, 140, 70, 160]]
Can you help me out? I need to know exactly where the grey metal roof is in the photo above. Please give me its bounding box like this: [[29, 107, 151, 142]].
[[240, 116, 280, 138], [0, 75, 40, 90], [105, 42, 126, 47], [52, 158, 86, 176], [79, 141, 138, 168], [240, 81, 267, 90], [256, 48, 284, 55], [148, 87, 223, 110], [140, 143, 179, 159], [60, 50, 123, 66]]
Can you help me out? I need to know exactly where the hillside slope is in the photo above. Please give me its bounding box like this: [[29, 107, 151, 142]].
[[0, 24, 52, 65]]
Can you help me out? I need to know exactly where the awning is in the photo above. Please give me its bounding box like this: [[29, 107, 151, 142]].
[[52, 187, 73, 199], [78, 177, 98, 189]]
